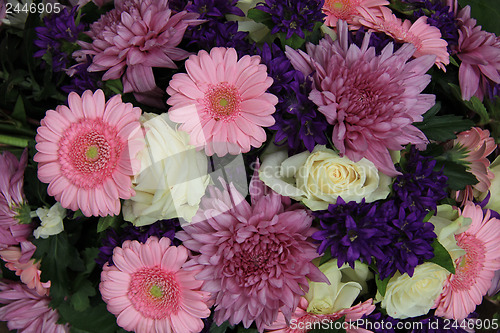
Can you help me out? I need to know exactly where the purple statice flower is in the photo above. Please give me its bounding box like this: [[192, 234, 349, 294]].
[[188, 20, 253, 55], [61, 55, 102, 94], [96, 219, 180, 267], [393, 147, 448, 214], [410, 0, 459, 52], [376, 202, 436, 279], [186, 0, 243, 18], [312, 198, 392, 268], [255, 0, 325, 39], [34, 7, 85, 72], [257, 43, 327, 152]]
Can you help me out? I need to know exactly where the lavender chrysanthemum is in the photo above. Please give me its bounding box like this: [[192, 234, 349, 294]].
[[255, 0, 325, 39], [34, 7, 85, 72], [286, 21, 436, 176], [313, 198, 392, 268], [96, 219, 180, 267], [177, 165, 327, 332], [393, 147, 448, 214], [349, 26, 403, 55]]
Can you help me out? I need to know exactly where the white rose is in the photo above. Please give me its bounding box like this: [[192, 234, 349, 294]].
[[259, 145, 392, 210], [122, 113, 210, 226], [33, 202, 66, 239], [378, 263, 449, 319], [428, 205, 471, 262], [305, 259, 372, 315]]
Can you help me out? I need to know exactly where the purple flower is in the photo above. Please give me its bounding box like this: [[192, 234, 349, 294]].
[[393, 147, 448, 214], [61, 55, 102, 94], [34, 7, 85, 72], [186, 0, 244, 18], [255, 0, 325, 39], [313, 198, 392, 268], [96, 219, 180, 267]]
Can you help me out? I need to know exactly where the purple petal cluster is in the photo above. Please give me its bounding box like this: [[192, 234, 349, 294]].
[[34, 7, 85, 72], [375, 201, 436, 279], [255, 0, 325, 39], [96, 219, 180, 267], [61, 55, 102, 94], [393, 146, 448, 214], [312, 198, 392, 268], [257, 43, 327, 152], [313, 198, 436, 279], [182, 0, 253, 53]]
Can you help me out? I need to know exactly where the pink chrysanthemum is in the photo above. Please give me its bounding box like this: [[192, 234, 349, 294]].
[[453, 127, 496, 203], [34, 89, 144, 217], [0, 149, 34, 259], [264, 297, 375, 333], [322, 0, 388, 29], [286, 22, 435, 176], [75, 0, 203, 107], [100, 236, 211, 333], [0, 246, 50, 296], [357, 6, 449, 70], [167, 47, 278, 156], [434, 202, 500, 320], [176, 163, 327, 332], [455, 6, 500, 101], [0, 281, 69, 333]]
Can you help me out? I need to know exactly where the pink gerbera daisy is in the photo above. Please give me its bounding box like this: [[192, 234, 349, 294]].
[[357, 6, 449, 70], [434, 202, 500, 320], [34, 89, 144, 217], [99, 236, 211, 333], [0, 281, 69, 333], [0, 246, 51, 296], [322, 0, 389, 29], [286, 21, 435, 176], [177, 162, 327, 332], [452, 127, 496, 203], [264, 297, 375, 333], [454, 6, 500, 101], [167, 47, 278, 156], [75, 0, 203, 107], [0, 149, 35, 261]]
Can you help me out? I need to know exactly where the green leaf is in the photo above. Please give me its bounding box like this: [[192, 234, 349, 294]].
[[210, 321, 232, 333], [375, 274, 391, 297], [449, 56, 459, 67], [58, 301, 120, 333], [414, 102, 474, 141], [423, 210, 435, 223], [439, 160, 478, 191], [11, 94, 26, 124], [0, 134, 31, 147], [70, 280, 96, 312], [82, 247, 99, 275], [247, 8, 274, 28], [319, 251, 332, 266], [457, 0, 500, 35], [427, 239, 455, 274], [448, 83, 490, 124], [97, 215, 119, 233], [104, 79, 123, 96]]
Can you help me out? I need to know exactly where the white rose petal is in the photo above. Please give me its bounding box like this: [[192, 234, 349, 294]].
[[378, 262, 449, 319], [123, 113, 210, 226], [33, 202, 66, 239], [260, 145, 392, 210]]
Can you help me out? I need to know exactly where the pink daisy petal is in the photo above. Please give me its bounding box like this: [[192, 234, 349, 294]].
[[34, 89, 144, 217], [100, 237, 210, 333], [167, 47, 277, 157]]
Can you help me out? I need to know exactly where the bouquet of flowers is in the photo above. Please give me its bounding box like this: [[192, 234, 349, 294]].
[[0, 0, 500, 332]]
